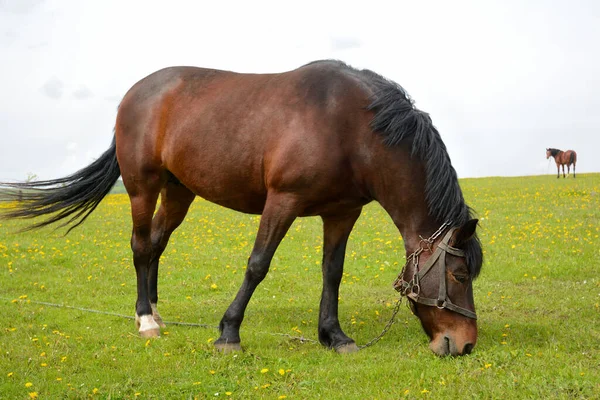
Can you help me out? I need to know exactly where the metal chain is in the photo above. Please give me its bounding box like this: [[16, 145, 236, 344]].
[[360, 221, 453, 350], [358, 295, 403, 350], [421, 221, 452, 246], [393, 220, 452, 293]]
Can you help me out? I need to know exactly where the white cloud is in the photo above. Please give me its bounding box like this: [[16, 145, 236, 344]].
[[73, 85, 92, 100], [40, 77, 64, 99]]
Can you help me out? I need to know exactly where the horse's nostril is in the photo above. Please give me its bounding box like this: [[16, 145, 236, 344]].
[[463, 343, 474, 355], [443, 336, 450, 355]]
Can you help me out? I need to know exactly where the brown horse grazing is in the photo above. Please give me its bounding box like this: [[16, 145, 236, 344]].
[[546, 148, 577, 178], [0, 60, 483, 356]]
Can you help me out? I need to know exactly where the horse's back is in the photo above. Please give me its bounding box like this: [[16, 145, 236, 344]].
[[115, 62, 374, 215]]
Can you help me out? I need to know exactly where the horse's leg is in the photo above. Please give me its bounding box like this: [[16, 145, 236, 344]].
[[148, 181, 196, 327], [318, 210, 362, 353], [562, 164, 566, 178], [573, 162, 576, 178], [567, 164, 571, 178], [556, 163, 560, 179], [215, 192, 299, 351], [129, 180, 163, 338]]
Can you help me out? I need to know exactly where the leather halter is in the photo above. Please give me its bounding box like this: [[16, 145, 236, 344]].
[[393, 226, 477, 320]]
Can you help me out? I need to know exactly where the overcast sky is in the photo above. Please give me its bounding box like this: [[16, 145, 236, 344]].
[[1, 0, 599, 181]]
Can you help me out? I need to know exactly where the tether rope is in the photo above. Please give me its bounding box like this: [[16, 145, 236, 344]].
[[0, 296, 318, 343]]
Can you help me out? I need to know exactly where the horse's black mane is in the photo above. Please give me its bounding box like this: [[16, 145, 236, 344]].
[[548, 148, 561, 157], [305, 60, 482, 277]]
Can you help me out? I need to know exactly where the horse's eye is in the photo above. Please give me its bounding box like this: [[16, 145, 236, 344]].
[[453, 274, 469, 283]]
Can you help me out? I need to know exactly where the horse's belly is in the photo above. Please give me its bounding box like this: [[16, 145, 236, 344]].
[[194, 187, 267, 215], [168, 162, 267, 214]]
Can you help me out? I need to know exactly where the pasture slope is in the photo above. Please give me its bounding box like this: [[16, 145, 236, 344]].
[[1, 173, 599, 399]]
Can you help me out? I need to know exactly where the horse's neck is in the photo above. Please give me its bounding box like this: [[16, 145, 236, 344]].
[[378, 193, 440, 254], [365, 145, 442, 253], [554, 150, 563, 159]]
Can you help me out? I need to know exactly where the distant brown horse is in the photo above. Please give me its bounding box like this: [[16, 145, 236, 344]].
[[1, 60, 483, 356], [546, 148, 577, 178]]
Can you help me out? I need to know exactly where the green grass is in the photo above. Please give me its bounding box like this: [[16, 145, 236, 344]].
[[1, 174, 599, 399]]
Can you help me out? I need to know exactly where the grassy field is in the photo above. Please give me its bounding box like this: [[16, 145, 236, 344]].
[[1, 173, 599, 399]]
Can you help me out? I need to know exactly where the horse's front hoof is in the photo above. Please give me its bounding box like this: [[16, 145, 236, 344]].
[[335, 342, 359, 354], [214, 341, 242, 353], [136, 314, 161, 338], [139, 327, 161, 338]]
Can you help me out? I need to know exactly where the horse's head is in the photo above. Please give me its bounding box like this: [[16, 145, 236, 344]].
[[397, 219, 481, 356], [546, 148, 551, 159]]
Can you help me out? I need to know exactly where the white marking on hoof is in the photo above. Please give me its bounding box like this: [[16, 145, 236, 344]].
[[135, 314, 160, 337], [151, 303, 167, 328]]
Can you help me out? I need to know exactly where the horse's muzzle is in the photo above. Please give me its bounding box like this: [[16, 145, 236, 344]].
[[429, 334, 475, 357]]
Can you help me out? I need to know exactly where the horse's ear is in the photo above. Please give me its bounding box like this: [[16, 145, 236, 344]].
[[453, 219, 478, 247]]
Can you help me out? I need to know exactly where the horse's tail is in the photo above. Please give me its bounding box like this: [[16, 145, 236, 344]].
[[569, 151, 576, 165], [0, 136, 120, 233]]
